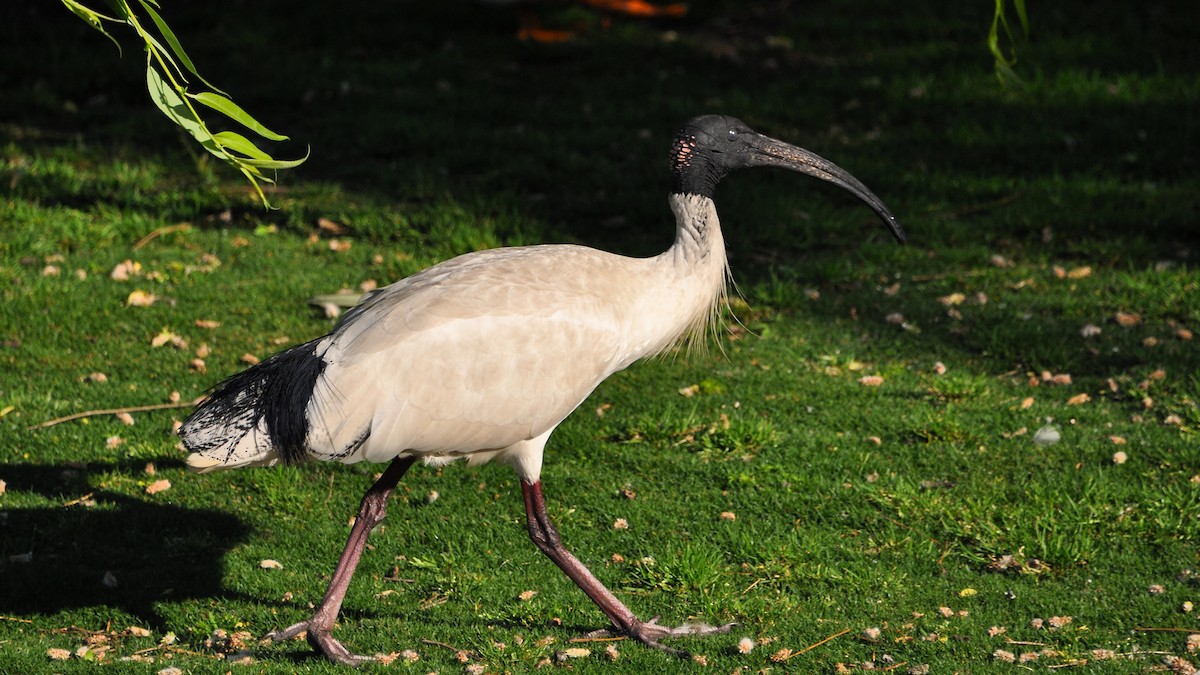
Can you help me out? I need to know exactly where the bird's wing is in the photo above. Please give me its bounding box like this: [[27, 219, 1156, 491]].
[[304, 245, 638, 461]]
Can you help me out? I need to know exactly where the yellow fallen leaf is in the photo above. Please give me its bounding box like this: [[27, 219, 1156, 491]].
[[1066, 266, 1092, 279], [1066, 393, 1091, 405], [938, 292, 966, 306], [194, 319, 221, 329], [126, 290, 156, 307], [47, 648, 72, 661], [859, 375, 884, 386], [145, 479, 171, 495], [126, 626, 151, 637], [1115, 311, 1140, 327], [519, 590, 538, 601], [259, 559, 284, 569], [1020, 397, 1035, 409]]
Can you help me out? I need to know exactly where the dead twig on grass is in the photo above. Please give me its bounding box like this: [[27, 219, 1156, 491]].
[[29, 399, 203, 430]]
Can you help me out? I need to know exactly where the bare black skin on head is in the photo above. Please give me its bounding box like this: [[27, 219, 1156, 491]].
[[670, 114, 906, 243]]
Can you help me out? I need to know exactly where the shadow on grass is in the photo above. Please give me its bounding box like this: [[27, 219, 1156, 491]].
[[0, 461, 249, 629]]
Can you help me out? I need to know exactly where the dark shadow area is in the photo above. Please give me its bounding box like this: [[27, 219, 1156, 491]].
[[3, 0, 1193, 259], [0, 461, 250, 628]]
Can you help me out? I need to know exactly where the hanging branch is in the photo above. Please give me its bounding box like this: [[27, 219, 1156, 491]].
[[59, 0, 307, 207], [989, 0, 1030, 88]]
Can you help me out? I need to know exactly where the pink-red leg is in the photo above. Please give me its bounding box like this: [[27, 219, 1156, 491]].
[[268, 456, 416, 665], [521, 479, 733, 657]]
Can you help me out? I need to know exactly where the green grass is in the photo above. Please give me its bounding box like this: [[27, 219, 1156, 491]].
[[2, 0, 1198, 672]]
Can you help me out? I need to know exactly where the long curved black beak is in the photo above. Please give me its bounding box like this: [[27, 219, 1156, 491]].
[[748, 133, 906, 244]]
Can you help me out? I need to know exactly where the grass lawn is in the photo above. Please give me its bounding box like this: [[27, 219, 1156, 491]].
[[1, 0, 1198, 672]]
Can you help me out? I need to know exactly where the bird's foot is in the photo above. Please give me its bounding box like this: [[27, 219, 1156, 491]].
[[588, 617, 736, 657], [267, 619, 374, 666]]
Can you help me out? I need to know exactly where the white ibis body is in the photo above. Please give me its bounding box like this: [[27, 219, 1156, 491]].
[[180, 115, 905, 664]]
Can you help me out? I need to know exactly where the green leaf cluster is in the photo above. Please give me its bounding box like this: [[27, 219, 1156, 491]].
[[989, 0, 1030, 87], [59, 0, 306, 207]]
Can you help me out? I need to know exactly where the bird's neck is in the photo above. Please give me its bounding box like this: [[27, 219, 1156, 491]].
[[641, 192, 729, 357], [668, 192, 725, 268]]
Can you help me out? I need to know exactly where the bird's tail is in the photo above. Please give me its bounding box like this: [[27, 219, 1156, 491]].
[[179, 339, 326, 473]]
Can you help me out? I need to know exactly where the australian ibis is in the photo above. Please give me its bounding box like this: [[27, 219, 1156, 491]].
[[180, 114, 905, 664]]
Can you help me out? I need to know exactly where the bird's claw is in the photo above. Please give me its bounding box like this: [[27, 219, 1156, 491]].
[[588, 618, 737, 658], [266, 619, 374, 666]]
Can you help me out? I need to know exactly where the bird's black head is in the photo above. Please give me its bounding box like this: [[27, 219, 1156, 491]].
[[670, 115, 906, 243]]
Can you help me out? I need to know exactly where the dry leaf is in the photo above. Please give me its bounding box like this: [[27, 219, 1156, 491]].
[[0, 479, 5, 495], [360, 279, 378, 293], [678, 384, 700, 397], [1113, 451, 1128, 465], [150, 329, 183, 348], [938, 292, 966, 306], [933, 361, 947, 375], [859, 375, 884, 386], [1066, 393, 1091, 405], [519, 590, 538, 601], [105, 436, 124, 448], [240, 353, 261, 365], [720, 511, 737, 521], [558, 647, 590, 660], [612, 518, 629, 530], [126, 290, 156, 307], [1020, 397, 1035, 409], [1066, 266, 1092, 279], [126, 626, 152, 637], [259, 559, 284, 570], [1143, 336, 1159, 347], [990, 254, 1013, 268], [110, 259, 142, 281], [1109, 435, 1127, 445], [87, 372, 108, 383], [1080, 324, 1102, 338], [195, 343, 211, 358], [737, 637, 756, 653], [116, 412, 135, 425], [189, 358, 207, 373], [1178, 328, 1194, 341], [42, 264, 61, 276], [1115, 311, 1141, 327], [145, 479, 171, 495], [328, 239, 352, 252], [195, 319, 221, 329], [604, 644, 620, 661], [317, 217, 347, 234], [47, 648, 72, 661]]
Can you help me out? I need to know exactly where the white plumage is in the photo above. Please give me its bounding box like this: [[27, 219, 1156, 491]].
[[179, 115, 903, 664], [184, 193, 726, 479]]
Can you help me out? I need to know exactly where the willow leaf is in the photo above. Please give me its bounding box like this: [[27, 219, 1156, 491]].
[[190, 92, 288, 141], [60, 0, 123, 51], [237, 152, 311, 171], [137, 0, 224, 93], [212, 131, 273, 161], [146, 64, 212, 145]]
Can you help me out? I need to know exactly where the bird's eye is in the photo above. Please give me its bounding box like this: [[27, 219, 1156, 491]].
[[727, 128, 739, 141]]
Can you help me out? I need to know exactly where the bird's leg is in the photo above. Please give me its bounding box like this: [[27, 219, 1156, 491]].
[[520, 480, 733, 657], [268, 456, 416, 665]]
